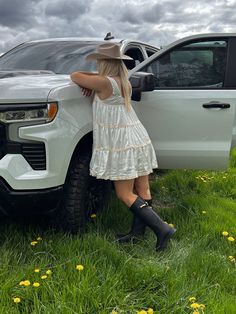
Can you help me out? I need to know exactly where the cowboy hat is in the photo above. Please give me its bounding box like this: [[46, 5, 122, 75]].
[[86, 43, 133, 60]]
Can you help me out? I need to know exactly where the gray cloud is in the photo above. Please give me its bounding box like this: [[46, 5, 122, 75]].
[[142, 3, 164, 23], [0, 0, 36, 27], [120, 9, 142, 25], [0, 0, 236, 55], [45, 0, 92, 21]]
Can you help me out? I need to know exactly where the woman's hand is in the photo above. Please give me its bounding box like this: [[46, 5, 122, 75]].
[[81, 87, 93, 97]]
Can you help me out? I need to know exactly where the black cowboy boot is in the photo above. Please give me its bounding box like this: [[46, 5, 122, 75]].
[[116, 199, 152, 243], [130, 197, 176, 251]]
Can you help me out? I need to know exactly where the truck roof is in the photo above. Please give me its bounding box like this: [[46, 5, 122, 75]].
[[29, 37, 123, 43], [27, 37, 158, 50]]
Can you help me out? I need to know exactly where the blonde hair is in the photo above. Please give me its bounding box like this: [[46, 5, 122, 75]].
[[97, 59, 131, 110]]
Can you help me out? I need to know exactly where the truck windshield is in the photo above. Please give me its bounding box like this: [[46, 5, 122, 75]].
[[0, 41, 102, 74]]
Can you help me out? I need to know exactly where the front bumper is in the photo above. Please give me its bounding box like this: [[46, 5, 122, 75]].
[[0, 116, 81, 190], [0, 178, 63, 215]]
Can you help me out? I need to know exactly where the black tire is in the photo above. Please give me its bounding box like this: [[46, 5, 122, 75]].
[[86, 176, 112, 219], [54, 151, 111, 233]]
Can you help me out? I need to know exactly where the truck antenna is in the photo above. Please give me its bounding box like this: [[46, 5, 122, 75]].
[[104, 32, 114, 40]]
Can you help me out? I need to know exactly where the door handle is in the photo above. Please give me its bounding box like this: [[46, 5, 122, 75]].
[[202, 103, 230, 109]]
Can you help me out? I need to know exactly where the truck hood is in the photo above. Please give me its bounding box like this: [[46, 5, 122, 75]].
[[0, 72, 71, 103]]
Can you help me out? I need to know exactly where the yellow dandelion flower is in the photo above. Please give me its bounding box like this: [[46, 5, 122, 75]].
[[90, 213, 97, 219], [199, 304, 206, 309], [23, 280, 31, 286], [19, 280, 30, 286], [19, 281, 25, 286], [222, 231, 229, 237], [192, 311, 199, 314], [202, 211, 207, 214], [41, 275, 48, 279], [137, 310, 147, 314], [189, 297, 197, 303], [147, 308, 154, 314], [13, 297, 21, 304], [228, 236, 235, 242], [111, 311, 118, 314], [76, 264, 84, 271], [228, 256, 235, 262], [33, 282, 40, 287], [36, 237, 42, 241], [169, 223, 174, 228], [190, 303, 200, 309], [34, 268, 40, 273], [30, 241, 38, 246], [46, 269, 52, 275]]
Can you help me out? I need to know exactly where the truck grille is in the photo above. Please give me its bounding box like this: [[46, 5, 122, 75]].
[[0, 123, 46, 170], [21, 143, 46, 170]]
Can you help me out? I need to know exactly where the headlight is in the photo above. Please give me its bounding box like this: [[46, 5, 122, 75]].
[[0, 102, 58, 123]]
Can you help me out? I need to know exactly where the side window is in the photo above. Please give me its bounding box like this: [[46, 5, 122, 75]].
[[146, 49, 156, 57], [123, 47, 145, 70], [144, 40, 227, 88]]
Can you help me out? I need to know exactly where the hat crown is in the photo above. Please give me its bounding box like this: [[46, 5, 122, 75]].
[[85, 43, 133, 60], [97, 43, 121, 58]]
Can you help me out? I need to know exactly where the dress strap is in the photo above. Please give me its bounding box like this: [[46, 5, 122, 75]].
[[106, 76, 121, 97]]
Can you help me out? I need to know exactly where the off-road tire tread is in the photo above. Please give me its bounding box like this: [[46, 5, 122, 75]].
[[56, 151, 90, 233]]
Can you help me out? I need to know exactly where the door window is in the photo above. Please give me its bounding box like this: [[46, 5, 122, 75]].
[[123, 47, 145, 70], [144, 40, 228, 88], [146, 48, 157, 57]]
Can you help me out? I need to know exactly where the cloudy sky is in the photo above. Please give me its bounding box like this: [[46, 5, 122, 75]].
[[0, 0, 236, 54]]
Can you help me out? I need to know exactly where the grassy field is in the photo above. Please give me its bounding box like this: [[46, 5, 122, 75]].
[[0, 150, 236, 314]]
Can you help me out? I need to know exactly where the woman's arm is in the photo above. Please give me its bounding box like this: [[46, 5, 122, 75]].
[[70, 72, 108, 92]]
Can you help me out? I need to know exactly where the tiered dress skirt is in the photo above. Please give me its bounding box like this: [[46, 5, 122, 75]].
[[89, 91, 158, 181]]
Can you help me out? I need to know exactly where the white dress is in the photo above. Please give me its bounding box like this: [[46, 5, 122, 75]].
[[89, 76, 158, 180]]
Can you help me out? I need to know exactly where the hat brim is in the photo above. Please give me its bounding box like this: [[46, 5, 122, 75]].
[[86, 53, 133, 61]]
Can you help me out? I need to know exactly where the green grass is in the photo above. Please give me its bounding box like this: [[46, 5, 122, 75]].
[[0, 150, 236, 314]]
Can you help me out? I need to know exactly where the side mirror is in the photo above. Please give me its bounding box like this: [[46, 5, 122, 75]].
[[129, 72, 155, 101]]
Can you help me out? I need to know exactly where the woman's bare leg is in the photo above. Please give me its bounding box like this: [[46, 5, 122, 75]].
[[113, 179, 137, 207], [134, 175, 152, 201]]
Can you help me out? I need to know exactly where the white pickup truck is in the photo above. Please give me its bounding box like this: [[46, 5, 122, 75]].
[[0, 33, 235, 232]]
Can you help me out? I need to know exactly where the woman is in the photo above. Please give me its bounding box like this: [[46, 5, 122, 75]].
[[70, 43, 175, 251]]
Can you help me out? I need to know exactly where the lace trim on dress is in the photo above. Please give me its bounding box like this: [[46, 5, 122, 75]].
[[89, 169, 154, 181], [93, 140, 152, 152], [95, 120, 141, 128]]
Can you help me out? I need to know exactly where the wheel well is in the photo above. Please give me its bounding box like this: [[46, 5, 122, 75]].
[[72, 132, 93, 158], [63, 132, 93, 184]]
